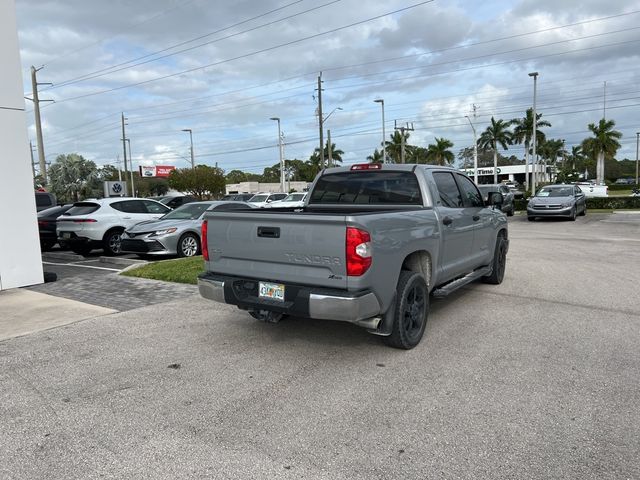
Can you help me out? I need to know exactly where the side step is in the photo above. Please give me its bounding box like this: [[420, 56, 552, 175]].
[[431, 266, 492, 298]]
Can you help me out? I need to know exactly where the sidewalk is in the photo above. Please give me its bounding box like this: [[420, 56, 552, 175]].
[[0, 289, 116, 341]]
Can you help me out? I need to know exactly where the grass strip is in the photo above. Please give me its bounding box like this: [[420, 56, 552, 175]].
[[121, 256, 204, 284]]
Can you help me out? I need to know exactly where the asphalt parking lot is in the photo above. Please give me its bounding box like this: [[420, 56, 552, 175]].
[[2, 212, 639, 479]]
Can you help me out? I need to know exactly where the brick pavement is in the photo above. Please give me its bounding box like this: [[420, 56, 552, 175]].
[[27, 271, 198, 312]]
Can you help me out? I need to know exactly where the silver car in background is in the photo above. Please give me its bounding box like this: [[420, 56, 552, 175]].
[[527, 184, 587, 221], [121, 201, 253, 257]]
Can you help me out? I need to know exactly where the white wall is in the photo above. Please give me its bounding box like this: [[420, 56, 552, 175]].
[[0, 0, 44, 290]]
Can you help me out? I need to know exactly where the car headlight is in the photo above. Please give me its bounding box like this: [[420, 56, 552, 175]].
[[562, 201, 573, 208], [151, 227, 177, 236]]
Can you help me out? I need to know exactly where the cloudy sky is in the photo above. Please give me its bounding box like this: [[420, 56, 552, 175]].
[[14, 0, 640, 174]]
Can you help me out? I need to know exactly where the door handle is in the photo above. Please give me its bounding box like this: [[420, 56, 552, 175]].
[[473, 215, 480, 221], [122, 216, 132, 219], [442, 216, 453, 226], [257, 226, 280, 238]]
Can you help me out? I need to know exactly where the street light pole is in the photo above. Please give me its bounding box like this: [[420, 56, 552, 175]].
[[374, 99, 386, 163], [636, 132, 640, 188], [529, 72, 539, 195], [125, 138, 135, 197], [181, 129, 195, 168], [270, 117, 285, 192], [465, 115, 478, 184]]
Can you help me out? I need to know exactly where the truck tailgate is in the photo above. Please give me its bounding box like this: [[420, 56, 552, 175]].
[[205, 211, 348, 289]]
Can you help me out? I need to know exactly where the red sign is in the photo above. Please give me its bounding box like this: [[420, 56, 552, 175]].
[[155, 166, 176, 177]]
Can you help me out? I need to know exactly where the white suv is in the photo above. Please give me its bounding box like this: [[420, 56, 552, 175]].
[[57, 197, 171, 255], [247, 192, 287, 208]]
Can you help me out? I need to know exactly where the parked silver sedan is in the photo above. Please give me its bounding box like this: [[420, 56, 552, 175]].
[[527, 184, 586, 221], [120, 201, 253, 257]]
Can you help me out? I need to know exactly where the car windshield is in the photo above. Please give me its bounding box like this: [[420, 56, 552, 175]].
[[249, 195, 269, 202], [282, 193, 305, 202], [536, 187, 573, 197], [161, 203, 212, 220]]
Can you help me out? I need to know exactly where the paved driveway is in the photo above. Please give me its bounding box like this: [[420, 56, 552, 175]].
[[1, 213, 639, 479]]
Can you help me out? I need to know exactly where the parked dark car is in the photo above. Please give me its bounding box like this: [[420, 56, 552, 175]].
[[222, 193, 255, 201], [37, 204, 73, 250], [35, 192, 56, 212], [478, 184, 514, 216], [527, 184, 586, 221], [150, 195, 197, 209]]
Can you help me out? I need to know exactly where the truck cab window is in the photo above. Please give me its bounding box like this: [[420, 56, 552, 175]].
[[432, 172, 462, 208], [455, 174, 483, 208]]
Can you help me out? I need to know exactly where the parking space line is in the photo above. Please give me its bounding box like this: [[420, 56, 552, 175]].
[[42, 261, 121, 272]]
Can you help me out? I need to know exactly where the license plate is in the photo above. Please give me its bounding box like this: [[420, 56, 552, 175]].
[[62, 232, 71, 239], [258, 281, 285, 302]]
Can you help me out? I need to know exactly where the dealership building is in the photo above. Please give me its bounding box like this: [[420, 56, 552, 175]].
[[225, 181, 310, 195], [461, 164, 551, 185]]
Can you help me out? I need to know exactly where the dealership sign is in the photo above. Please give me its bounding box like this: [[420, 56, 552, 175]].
[[139, 165, 176, 178]]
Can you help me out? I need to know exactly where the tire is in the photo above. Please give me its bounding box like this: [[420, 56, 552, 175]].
[[177, 233, 200, 258], [569, 206, 577, 221], [482, 234, 507, 285], [40, 240, 56, 251], [383, 271, 428, 350], [71, 244, 92, 256], [507, 205, 514, 217], [103, 229, 124, 256], [527, 216, 535, 222], [579, 205, 586, 216]]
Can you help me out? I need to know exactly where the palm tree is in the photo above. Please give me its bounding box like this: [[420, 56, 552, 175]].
[[426, 137, 455, 166], [537, 139, 564, 183], [581, 118, 622, 184], [48, 153, 99, 202], [385, 130, 411, 164], [511, 108, 551, 188], [367, 149, 384, 164], [477, 117, 514, 183], [310, 140, 345, 169]]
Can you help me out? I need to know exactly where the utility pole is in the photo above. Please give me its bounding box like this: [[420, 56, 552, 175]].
[[327, 130, 332, 168], [126, 138, 135, 197], [529, 72, 539, 195], [270, 117, 285, 192], [466, 105, 478, 183], [374, 99, 386, 163], [636, 132, 640, 188], [394, 121, 414, 164], [182, 129, 195, 168], [603, 81, 607, 120], [29, 140, 36, 181], [317, 72, 324, 168], [121, 113, 129, 194], [29, 66, 52, 184]]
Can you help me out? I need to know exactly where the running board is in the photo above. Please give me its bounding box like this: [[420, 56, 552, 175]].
[[431, 266, 492, 298]]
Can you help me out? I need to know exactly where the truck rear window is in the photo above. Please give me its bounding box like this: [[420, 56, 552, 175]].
[[309, 171, 422, 205]]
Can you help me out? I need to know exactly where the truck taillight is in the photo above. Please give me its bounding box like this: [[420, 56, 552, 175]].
[[346, 227, 371, 276], [202, 220, 209, 261], [350, 163, 382, 170]]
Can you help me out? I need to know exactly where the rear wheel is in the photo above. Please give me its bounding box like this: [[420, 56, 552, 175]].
[[71, 244, 92, 256], [40, 240, 56, 251], [177, 233, 200, 258], [103, 229, 124, 256], [579, 205, 587, 216], [383, 271, 428, 350], [482, 234, 507, 285]]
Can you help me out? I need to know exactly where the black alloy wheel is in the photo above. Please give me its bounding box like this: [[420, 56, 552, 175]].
[[384, 271, 428, 350], [482, 234, 507, 285]]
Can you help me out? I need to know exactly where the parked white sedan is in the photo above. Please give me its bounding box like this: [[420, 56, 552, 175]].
[[264, 192, 307, 208]]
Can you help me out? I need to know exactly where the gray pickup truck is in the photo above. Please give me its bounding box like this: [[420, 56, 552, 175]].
[[198, 164, 508, 349]]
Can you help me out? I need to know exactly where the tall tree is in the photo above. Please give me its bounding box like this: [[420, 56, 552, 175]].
[[581, 118, 622, 184], [367, 149, 384, 164], [477, 117, 514, 183], [537, 138, 565, 183], [511, 108, 551, 187], [167, 165, 225, 199], [311, 140, 344, 168], [426, 137, 455, 166], [385, 130, 412, 164], [48, 153, 99, 202]]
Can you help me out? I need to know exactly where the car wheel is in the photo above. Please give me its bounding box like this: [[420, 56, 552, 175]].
[[103, 229, 124, 256], [527, 216, 535, 222], [383, 270, 428, 350], [40, 240, 56, 251], [70, 244, 92, 256], [482, 233, 508, 285], [579, 205, 587, 216], [507, 205, 515, 217], [570, 206, 577, 221], [177, 233, 200, 258]]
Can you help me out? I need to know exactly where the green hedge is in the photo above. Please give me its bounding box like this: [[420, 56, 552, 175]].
[[607, 183, 639, 191], [514, 197, 640, 211]]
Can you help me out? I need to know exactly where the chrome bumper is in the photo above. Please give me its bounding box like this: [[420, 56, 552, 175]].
[[197, 276, 381, 325]]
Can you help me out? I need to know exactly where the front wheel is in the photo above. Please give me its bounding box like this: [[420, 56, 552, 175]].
[[383, 271, 428, 350], [579, 205, 587, 216], [569, 206, 577, 221], [482, 234, 507, 285], [103, 229, 123, 256], [527, 216, 535, 222], [177, 233, 200, 258]]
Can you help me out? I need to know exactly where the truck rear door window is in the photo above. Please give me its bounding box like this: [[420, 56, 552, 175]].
[[432, 172, 463, 208], [309, 171, 422, 205]]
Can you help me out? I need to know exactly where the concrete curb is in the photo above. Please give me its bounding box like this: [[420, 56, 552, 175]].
[[99, 256, 147, 267], [43, 252, 85, 262], [119, 262, 147, 273]]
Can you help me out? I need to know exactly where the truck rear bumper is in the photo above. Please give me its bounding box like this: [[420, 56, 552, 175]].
[[198, 273, 381, 324]]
